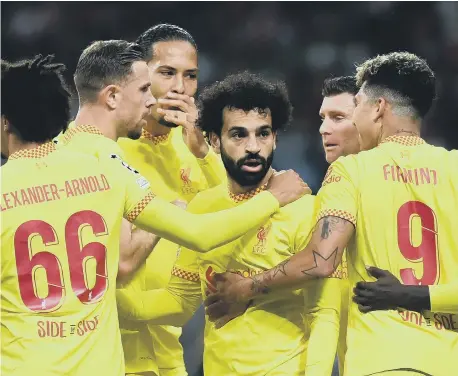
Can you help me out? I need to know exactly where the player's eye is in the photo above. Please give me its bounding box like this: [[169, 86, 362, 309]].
[[259, 130, 271, 138], [187, 73, 198, 80], [160, 71, 174, 77], [231, 132, 244, 139]]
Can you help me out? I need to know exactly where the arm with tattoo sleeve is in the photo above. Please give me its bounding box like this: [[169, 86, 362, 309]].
[[210, 216, 354, 304]]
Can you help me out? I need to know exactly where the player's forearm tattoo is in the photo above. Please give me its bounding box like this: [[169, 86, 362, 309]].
[[250, 273, 271, 295], [301, 247, 339, 276], [272, 259, 289, 278], [320, 216, 347, 240]]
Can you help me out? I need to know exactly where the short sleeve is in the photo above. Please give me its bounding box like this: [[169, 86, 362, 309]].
[[293, 196, 320, 253], [316, 156, 359, 227]]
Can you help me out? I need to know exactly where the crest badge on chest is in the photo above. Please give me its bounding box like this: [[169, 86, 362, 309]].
[[253, 223, 272, 255], [180, 167, 196, 194]]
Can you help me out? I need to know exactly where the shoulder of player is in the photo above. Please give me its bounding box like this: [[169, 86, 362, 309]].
[[187, 183, 227, 213], [117, 136, 146, 154], [94, 136, 125, 158], [277, 194, 317, 223], [325, 154, 360, 179], [282, 194, 316, 213]]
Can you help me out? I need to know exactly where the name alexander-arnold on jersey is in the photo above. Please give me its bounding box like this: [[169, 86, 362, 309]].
[[1, 174, 110, 211]]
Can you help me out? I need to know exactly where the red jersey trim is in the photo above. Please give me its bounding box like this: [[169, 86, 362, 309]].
[[171, 266, 200, 282], [61, 124, 104, 144], [125, 191, 155, 222], [9, 142, 57, 160], [141, 128, 170, 145], [317, 209, 357, 227], [380, 135, 426, 147]]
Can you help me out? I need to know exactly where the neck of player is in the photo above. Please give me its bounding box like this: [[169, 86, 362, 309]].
[[228, 168, 274, 195], [7, 134, 46, 156], [74, 106, 119, 141], [380, 115, 421, 142], [143, 117, 172, 137]]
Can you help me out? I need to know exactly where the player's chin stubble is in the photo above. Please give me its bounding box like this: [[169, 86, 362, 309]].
[[221, 146, 274, 188], [158, 117, 179, 128], [127, 129, 142, 140]]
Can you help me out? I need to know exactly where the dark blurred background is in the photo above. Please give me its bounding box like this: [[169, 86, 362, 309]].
[[2, 2, 458, 375], [2, 1, 458, 191]]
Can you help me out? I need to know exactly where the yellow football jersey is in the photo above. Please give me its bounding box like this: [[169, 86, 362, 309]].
[[2, 128, 281, 376], [119, 183, 341, 376], [317, 135, 458, 376], [117, 127, 225, 376], [1, 143, 153, 376]]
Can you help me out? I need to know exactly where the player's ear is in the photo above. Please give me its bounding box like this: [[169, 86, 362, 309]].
[[273, 131, 277, 151], [373, 97, 386, 123], [1, 116, 10, 132], [210, 132, 221, 154], [100, 85, 121, 110]]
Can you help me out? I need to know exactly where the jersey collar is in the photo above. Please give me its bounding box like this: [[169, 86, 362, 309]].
[[61, 124, 104, 144], [9, 141, 57, 160], [380, 135, 426, 147], [141, 128, 171, 145], [228, 183, 268, 203]]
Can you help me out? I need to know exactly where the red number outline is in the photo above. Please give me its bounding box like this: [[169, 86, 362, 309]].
[[14, 211, 109, 312], [397, 201, 439, 286]]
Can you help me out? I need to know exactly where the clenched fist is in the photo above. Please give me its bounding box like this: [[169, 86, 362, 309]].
[[267, 170, 311, 207]]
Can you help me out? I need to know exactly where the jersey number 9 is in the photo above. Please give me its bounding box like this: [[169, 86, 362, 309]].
[[397, 201, 439, 286]]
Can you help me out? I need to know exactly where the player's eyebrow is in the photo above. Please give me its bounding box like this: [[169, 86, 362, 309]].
[[228, 126, 247, 133], [157, 65, 199, 73], [257, 125, 272, 132], [157, 65, 177, 71], [140, 82, 151, 90], [228, 125, 272, 133]]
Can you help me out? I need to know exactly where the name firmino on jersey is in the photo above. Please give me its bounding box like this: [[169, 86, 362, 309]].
[[1, 174, 110, 211], [383, 164, 438, 186]]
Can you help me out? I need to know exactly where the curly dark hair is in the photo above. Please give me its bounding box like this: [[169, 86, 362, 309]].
[[197, 71, 293, 139], [1, 54, 71, 142], [356, 52, 435, 119]]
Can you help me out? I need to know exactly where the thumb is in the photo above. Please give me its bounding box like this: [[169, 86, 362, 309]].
[[366, 266, 389, 279], [212, 272, 225, 283]]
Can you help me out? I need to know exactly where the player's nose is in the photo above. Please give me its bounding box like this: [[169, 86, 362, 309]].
[[171, 75, 185, 94], [319, 119, 332, 135], [245, 135, 261, 154], [146, 92, 157, 108]]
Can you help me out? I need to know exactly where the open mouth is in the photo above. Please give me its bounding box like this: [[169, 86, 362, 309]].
[[241, 159, 263, 172], [324, 143, 338, 149]]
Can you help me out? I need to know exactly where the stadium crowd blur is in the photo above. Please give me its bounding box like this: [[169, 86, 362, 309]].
[[3, 2, 458, 190], [2, 2, 458, 375]]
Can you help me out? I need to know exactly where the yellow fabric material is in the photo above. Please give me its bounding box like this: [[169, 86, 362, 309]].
[[429, 283, 458, 314], [1, 146, 154, 376], [119, 183, 343, 375], [117, 126, 225, 375], [317, 136, 458, 376]]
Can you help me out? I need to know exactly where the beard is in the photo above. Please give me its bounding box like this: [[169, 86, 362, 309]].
[[158, 105, 182, 128], [158, 117, 179, 128], [126, 125, 142, 140], [220, 144, 274, 188]]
